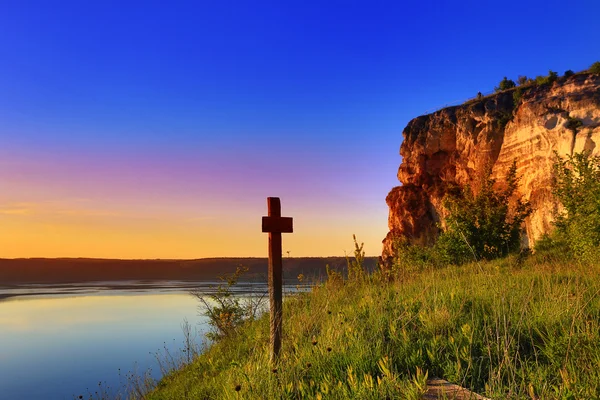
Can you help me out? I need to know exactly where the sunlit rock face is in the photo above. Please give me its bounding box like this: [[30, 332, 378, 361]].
[[382, 73, 600, 263]]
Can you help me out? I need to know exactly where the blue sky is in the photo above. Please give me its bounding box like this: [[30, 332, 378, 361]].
[[1, 0, 599, 257]]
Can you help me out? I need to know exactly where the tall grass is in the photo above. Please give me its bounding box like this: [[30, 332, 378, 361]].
[[147, 254, 600, 399]]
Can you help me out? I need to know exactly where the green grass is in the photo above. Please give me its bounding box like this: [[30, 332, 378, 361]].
[[148, 256, 600, 399]]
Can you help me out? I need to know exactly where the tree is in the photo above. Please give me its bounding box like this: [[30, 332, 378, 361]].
[[495, 77, 516, 92], [517, 75, 529, 85]]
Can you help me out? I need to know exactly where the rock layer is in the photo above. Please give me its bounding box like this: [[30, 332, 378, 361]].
[[383, 73, 600, 262]]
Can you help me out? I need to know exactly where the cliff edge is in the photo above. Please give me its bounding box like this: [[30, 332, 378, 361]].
[[382, 73, 600, 263]]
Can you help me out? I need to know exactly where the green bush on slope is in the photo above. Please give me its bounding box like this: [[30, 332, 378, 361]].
[[551, 151, 600, 262], [436, 161, 532, 265]]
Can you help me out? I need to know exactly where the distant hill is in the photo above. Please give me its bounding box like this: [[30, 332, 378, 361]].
[[0, 257, 378, 285]]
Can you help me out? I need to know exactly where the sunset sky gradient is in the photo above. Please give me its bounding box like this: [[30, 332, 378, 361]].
[[1, 0, 599, 258]]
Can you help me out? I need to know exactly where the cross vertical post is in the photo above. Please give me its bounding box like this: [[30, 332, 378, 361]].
[[262, 197, 293, 363]]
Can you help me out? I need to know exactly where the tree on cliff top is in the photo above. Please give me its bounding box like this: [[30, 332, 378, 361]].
[[495, 77, 516, 92], [436, 161, 532, 264], [589, 61, 600, 74]]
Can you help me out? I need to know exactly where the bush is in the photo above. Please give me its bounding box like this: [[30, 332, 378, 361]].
[[513, 87, 523, 105], [565, 116, 583, 133], [392, 238, 435, 274], [495, 76, 516, 92], [564, 69, 575, 78], [517, 75, 529, 86], [535, 70, 558, 86], [589, 61, 600, 74], [432, 230, 473, 266], [436, 161, 532, 264], [552, 151, 600, 262], [191, 265, 266, 341]]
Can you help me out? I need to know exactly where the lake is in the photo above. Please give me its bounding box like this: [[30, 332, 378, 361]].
[[0, 281, 302, 400]]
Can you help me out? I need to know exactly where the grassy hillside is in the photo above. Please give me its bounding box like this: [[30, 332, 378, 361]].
[[147, 254, 600, 399]]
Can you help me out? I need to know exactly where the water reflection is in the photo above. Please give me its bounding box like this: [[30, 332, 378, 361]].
[[0, 282, 307, 400]]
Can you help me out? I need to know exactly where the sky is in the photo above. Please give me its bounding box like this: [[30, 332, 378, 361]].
[[1, 0, 599, 258]]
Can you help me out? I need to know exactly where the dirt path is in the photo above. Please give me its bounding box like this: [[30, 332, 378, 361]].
[[423, 378, 491, 400]]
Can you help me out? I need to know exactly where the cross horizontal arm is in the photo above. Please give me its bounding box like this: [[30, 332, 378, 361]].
[[262, 216, 293, 233]]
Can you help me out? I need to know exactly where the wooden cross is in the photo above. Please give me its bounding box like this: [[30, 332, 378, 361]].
[[262, 197, 293, 363]]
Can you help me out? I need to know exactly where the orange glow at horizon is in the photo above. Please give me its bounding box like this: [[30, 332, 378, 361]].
[[0, 144, 391, 259], [0, 198, 388, 259]]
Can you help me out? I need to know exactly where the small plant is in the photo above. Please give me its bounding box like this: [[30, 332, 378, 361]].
[[589, 61, 600, 74], [565, 116, 583, 133], [564, 69, 575, 78], [346, 234, 366, 281], [191, 265, 266, 341]]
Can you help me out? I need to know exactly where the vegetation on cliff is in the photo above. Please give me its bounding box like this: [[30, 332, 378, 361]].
[[543, 151, 600, 263], [491, 60, 600, 97], [390, 151, 600, 271]]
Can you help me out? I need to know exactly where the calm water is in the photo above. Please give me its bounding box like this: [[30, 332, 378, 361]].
[[0, 281, 296, 400]]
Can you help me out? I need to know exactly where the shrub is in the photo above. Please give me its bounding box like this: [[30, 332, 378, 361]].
[[191, 265, 266, 340], [436, 161, 532, 264], [432, 230, 473, 266], [552, 151, 600, 262], [495, 76, 516, 92], [565, 116, 583, 133], [535, 70, 558, 86], [535, 75, 547, 85], [392, 237, 435, 274], [564, 69, 575, 78], [513, 87, 523, 105], [497, 111, 513, 129], [589, 61, 600, 74], [517, 75, 529, 86]]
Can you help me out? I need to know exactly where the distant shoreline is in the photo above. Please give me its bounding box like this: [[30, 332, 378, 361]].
[[0, 279, 312, 301], [0, 256, 378, 285]]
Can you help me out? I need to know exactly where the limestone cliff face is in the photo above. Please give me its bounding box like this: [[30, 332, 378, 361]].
[[383, 73, 600, 261]]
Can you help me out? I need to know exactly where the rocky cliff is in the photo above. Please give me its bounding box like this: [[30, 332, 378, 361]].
[[382, 73, 600, 262]]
